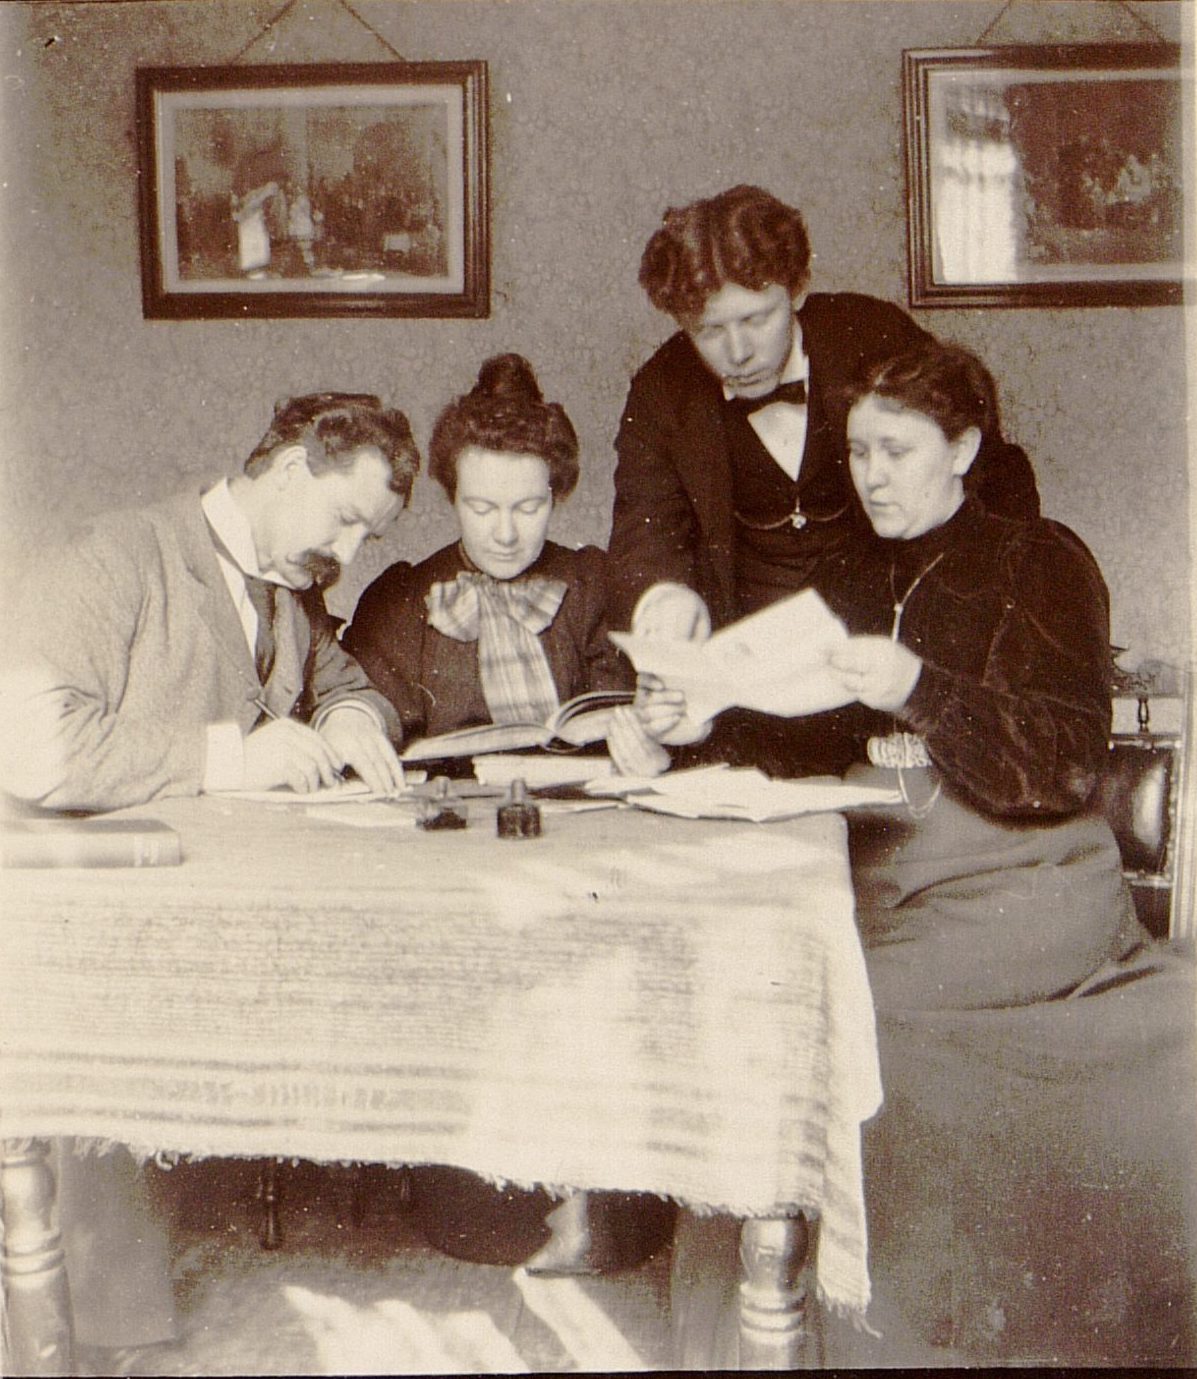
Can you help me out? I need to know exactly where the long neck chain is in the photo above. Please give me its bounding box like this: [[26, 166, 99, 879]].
[[888, 549, 946, 642], [887, 546, 946, 819]]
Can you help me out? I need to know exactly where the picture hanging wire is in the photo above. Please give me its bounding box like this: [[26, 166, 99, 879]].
[[972, 0, 1171, 46], [226, 0, 406, 66]]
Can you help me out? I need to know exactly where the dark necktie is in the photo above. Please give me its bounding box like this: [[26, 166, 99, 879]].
[[726, 378, 808, 415], [242, 576, 276, 684]]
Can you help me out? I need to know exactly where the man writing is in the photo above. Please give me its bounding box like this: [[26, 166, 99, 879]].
[[2, 390, 417, 811], [0, 390, 418, 1372]]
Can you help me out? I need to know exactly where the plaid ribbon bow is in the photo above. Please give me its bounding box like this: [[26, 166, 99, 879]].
[[426, 571, 567, 726]]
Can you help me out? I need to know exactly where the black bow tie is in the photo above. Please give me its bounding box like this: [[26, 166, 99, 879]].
[[725, 379, 808, 415]]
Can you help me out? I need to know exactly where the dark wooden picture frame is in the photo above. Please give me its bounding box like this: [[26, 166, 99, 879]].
[[903, 44, 1185, 308], [136, 61, 489, 319]]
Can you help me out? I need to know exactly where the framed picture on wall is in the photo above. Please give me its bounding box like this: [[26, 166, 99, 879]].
[[136, 61, 489, 319], [903, 44, 1185, 308]]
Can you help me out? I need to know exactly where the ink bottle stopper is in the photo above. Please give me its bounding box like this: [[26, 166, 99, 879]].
[[496, 778, 541, 838], [419, 775, 468, 831]]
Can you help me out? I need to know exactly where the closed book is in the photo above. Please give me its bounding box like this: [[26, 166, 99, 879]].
[[1, 817, 182, 868]]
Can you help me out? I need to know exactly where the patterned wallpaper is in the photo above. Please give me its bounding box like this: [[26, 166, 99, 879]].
[[0, 0, 1190, 667]]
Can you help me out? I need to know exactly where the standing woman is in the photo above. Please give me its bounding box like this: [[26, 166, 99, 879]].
[[807, 338, 1195, 1361], [344, 352, 678, 777]]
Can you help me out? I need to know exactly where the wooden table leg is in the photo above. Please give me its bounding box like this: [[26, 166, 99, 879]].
[[737, 1213, 818, 1369], [1, 1138, 74, 1375]]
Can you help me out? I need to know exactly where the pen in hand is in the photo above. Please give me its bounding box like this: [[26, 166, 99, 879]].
[[252, 697, 348, 785]]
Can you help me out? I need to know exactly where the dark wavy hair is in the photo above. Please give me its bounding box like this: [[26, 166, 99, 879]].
[[244, 392, 420, 501], [638, 184, 813, 322], [428, 354, 580, 501], [843, 339, 1001, 442]]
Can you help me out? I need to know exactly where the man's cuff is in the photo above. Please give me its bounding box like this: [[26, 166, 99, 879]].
[[312, 697, 385, 736], [202, 722, 245, 792]]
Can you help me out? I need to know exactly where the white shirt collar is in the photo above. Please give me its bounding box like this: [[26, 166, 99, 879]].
[[201, 478, 267, 581]]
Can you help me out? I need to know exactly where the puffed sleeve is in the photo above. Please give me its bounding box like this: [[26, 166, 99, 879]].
[[341, 563, 430, 739], [568, 546, 635, 695], [899, 522, 1111, 818]]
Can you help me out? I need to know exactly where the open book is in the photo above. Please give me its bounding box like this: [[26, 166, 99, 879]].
[[610, 587, 854, 728], [399, 688, 634, 762]]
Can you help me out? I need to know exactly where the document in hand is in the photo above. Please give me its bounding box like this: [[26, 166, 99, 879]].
[[399, 689, 634, 762], [609, 588, 853, 724]]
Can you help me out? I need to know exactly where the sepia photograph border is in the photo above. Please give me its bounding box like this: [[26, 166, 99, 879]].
[[136, 60, 490, 319]]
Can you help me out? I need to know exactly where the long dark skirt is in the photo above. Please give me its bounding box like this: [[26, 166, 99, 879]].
[[671, 775, 1196, 1366], [850, 770, 1196, 1363]]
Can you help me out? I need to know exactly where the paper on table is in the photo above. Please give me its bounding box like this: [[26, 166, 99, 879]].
[[212, 779, 397, 805], [588, 764, 900, 822], [304, 801, 422, 828], [472, 754, 615, 790], [610, 587, 854, 723]]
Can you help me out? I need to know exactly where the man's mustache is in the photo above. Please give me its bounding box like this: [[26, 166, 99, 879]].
[[298, 553, 342, 589]]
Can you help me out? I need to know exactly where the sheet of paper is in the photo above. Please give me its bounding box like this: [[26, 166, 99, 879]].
[[303, 801, 422, 828], [588, 764, 900, 822], [610, 587, 855, 722], [472, 754, 615, 790], [212, 779, 400, 805]]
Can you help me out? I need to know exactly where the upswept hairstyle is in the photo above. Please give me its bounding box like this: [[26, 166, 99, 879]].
[[843, 338, 1001, 443], [428, 354, 580, 501], [638, 184, 813, 322], [245, 392, 420, 502]]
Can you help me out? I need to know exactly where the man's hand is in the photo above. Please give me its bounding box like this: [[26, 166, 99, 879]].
[[242, 718, 348, 793], [829, 636, 922, 713], [318, 706, 406, 795], [630, 583, 712, 642]]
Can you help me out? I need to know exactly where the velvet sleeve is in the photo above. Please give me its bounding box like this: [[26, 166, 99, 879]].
[[568, 546, 635, 695], [341, 563, 431, 740], [899, 522, 1111, 818]]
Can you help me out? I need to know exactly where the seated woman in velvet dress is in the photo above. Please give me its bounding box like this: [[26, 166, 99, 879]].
[[344, 352, 680, 1273], [671, 337, 1194, 1365], [798, 338, 1193, 1361], [344, 352, 679, 778]]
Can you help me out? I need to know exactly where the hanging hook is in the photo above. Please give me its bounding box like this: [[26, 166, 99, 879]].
[[226, 0, 405, 66]]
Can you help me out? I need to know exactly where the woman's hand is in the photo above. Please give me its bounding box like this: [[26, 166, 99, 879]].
[[635, 672, 711, 747], [606, 704, 671, 778], [829, 636, 922, 713], [633, 674, 687, 740]]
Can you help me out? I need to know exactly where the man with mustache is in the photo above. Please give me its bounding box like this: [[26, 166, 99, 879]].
[[2, 391, 416, 812], [0, 391, 418, 1373]]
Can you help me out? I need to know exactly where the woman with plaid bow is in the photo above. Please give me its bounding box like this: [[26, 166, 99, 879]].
[[342, 353, 681, 1273], [344, 351, 682, 775]]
